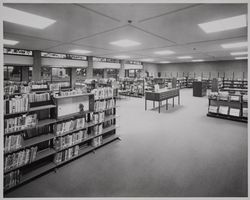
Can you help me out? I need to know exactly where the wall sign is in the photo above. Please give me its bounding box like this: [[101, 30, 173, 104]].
[[4, 48, 33, 56], [93, 57, 120, 63], [41, 51, 87, 61]]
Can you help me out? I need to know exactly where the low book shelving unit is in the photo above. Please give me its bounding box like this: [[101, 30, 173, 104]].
[[207, 92, 248, 123], [4, 87, 119, 194]]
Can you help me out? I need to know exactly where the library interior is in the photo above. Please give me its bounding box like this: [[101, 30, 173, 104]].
[[1, 3, 248, 198]]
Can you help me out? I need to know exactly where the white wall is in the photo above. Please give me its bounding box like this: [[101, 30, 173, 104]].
[[143, 63, 159, 77], [157, 60, 248, 79]]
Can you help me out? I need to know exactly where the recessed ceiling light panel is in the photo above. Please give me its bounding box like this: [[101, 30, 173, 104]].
[[235, 56, 248, 60], [154, 50, 175, 55], [221, 42, 248, 49], [4, 39, 19, 45], [230, 51, 248, 55], [110, 39, 141, 47], [69, 49, 92, 54], [199, 14, 247, 33], [177, 56, 192, 59], [3, 6, 56, 29], [192, 59, 204, 62], [159, 61, 171, 63]]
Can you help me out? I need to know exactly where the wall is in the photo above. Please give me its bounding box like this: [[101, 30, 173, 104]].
[[143, 63, 159, 77], [157, 60, 248, 79]]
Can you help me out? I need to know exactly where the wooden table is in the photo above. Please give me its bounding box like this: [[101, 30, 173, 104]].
[[145, 88, 180, 113]]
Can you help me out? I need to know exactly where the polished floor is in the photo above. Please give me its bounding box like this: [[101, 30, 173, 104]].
[[6, 89, 248, 197]]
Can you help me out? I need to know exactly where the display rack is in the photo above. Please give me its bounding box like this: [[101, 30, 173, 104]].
[[221, 79, 248, 94], [207, 92, 248, 123], [119, 78, 144, 98], [4, 87, 119, 193]]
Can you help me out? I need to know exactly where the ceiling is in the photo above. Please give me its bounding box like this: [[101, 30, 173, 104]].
[[3, 3, 248, 64]]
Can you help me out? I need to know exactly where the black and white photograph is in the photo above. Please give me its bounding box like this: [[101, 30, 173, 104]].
[[0, 1, 248, 198]]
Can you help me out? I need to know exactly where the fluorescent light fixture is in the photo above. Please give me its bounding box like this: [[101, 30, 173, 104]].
[[198, 14, 247, 33], [110, 39, 141, 47], [159, 61, 171, 63], [230, 51, 248, 55], [235, 56, 248, 60], [114, 55, 130, 59], [69, 49, 92, 54], [154, 50, 175, 55], [192, 59, 204, 62], [4, 39, 19, 45], [177, 56, 192, 59], [141, 58, 154, 62], [221, 42, 248, 49], [3, 6, 56, 29]]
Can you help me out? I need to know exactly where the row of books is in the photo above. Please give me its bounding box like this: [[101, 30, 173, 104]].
[[4, 96, 29, 114], [92, 87, 114, 100], [54, 145, 79, 164], [28, 92, 51, 103], [93, 124, 103, 136], [49, 82, 70, 91], [53, 130, 87, 150], [92, 136, 103, 147], [54, 117, 85, 136], [94, 99, 115, 112], [209, 106, 248, 117], [93, 112, 105, 124], [4, 170, 21, 190], [31, 84, 48, 90], [4, 85, 19, 95], [4, 147, 38, 171], [55, 89, 86, 97], [5, 135, 23, 153], [4, 114, 37, 133], [208, 92, 248, 102]]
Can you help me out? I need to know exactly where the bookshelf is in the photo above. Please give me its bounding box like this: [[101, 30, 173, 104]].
[[4, 87, 119, 193], [221, 79, 248, 94], [207, 92, 248, 123], [119, 78, 144, 98]]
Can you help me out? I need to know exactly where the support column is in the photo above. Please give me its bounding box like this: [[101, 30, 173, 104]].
[[32, 50, 41, 81], [22, 67, 29, 82], [87, 56, 93, 78], [71, 68, 77, 88], [104, 69, 108, 78], [119, 60, 125, 78]]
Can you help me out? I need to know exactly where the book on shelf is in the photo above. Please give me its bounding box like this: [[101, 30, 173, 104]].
[[53, 130, 87, 150], [54, 145, 79, 164], [4, 146, 38, 172], [94, 99, 115, 112], [55, 117, 85, 136], [209, 106, 218, 113], [218, 92, 229, 101], [229, 108, 240, 117], [4, 96, 29, 114], [91, 87, 114, 100], [4, 170, 21, 189], [243, 95, 248, 102], [28, 92, 50, 103], [92, 136, 103, 147], [93, 112, 105, 124], [218, 106, 229, 115], [31, 84, 48, 90], [230, 95, 240, 101], [4, 135, 23, 153], [54, 89, 86, 97], [4, 114, 37, 133], [243, 108, 248, 118]]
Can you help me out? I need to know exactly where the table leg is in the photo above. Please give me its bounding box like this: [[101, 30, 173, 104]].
[[173, 97, 174, 107], [178, 95, 180, 105], [153, 101, 155, 108], [159, 101, 161, 113], [145, 99, 147, 110], [166, 99, 168, 110]]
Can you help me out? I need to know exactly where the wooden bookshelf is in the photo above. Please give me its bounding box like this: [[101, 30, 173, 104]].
[[4, 88, 120, 194]]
